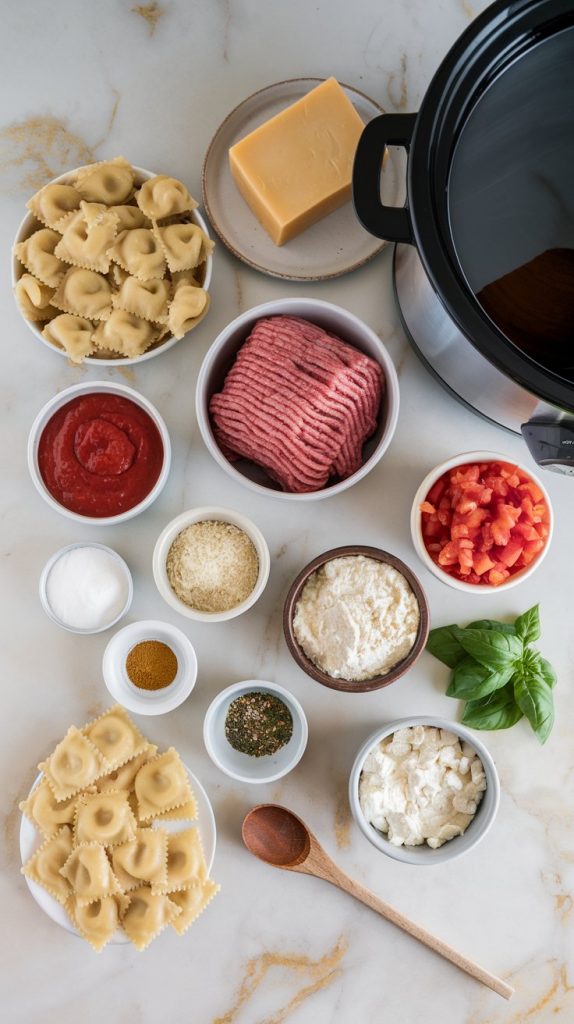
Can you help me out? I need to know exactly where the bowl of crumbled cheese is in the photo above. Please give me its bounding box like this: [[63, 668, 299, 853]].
[[349, 717, 500, 865], [152, 506, 270, 622], [283, 546, 429, 692]]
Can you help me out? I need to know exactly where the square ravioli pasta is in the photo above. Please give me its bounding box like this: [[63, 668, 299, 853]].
[[20, 778, 80, 838], [152, 827, 206, 895], [121, 885, 181, 951], [60, 842, 122, 905], [83, 704, 149, 771], [21, 705, 219, 951], [112, 828, 168, 892], [134, 748, 195, 822], [21, 825, 74, 905], [96, 746, 157, 793], [169, 879, 220, 936], [39, 726, 109, 801], [74, 790, 137, 847], [67, 893, 125, 952]]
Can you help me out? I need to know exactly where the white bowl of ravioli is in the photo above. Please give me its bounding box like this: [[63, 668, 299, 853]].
[[12, 158, 214, 366]]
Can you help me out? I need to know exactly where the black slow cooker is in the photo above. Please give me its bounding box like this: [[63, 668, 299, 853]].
[[353, 0, 574, 474]]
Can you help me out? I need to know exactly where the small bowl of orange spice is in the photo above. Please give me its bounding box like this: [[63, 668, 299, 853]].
[[102, 619, 197, 715]]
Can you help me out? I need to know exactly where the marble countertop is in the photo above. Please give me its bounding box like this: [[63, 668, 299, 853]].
[[2, 2, 573, 1022]]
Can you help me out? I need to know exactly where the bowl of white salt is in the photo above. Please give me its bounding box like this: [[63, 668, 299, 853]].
[[152, 506, 270, 623], [39, 543, 133, 634]]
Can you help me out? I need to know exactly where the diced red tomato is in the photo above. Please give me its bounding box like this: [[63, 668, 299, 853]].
[[472, 552, 496, 575], [419, 460, 549, 586], [498, 538, 524, 567]]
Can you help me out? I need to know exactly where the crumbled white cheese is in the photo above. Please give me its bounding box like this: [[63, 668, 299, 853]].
[[359, 727, 487, 849], [292, 555, 420, 681]]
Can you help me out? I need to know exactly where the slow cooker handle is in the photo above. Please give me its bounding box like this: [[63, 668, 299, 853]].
[[353, 113, 416, 244]]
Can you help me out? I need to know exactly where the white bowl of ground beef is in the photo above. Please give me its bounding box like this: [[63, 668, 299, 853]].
[[152, 506, 270, 622], [196, 297, 400, 501]]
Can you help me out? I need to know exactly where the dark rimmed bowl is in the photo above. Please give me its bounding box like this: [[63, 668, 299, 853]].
[[283, 545, 430, 693]]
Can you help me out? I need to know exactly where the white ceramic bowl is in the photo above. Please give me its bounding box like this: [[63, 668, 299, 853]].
[[349, 716, 500, 865], [152, 505, 270, 622], [39, 542, 133, 634], [12, 165, 213, 366], [27, 380, 171, 525], [196, 297, 400, 501], [203, 679, 308, 784], [102, 619, 198, 715], [410, 450, 553, 593]]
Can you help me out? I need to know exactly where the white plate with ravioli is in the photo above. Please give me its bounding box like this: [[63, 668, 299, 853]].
[[202, 78, 403, 281], [20, 764, 216, 944]]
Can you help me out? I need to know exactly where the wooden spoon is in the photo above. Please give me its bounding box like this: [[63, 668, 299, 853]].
[[242, 804, 513, 1001]]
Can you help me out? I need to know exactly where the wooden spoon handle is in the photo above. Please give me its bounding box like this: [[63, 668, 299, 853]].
[[324, 865, 513, 1000]]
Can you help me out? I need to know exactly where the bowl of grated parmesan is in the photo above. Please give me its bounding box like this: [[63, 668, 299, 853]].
[[153, 505, 270, 622]]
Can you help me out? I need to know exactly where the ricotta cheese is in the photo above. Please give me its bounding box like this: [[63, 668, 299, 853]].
[[359, 726, 486, 849], [292, 555, 420, 681]]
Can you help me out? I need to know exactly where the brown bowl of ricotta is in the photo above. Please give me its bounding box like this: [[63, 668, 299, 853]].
[[283, 545, 429, 693]]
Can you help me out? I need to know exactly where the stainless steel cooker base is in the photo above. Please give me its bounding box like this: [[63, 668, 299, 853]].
[[393, 243, 563, 436]]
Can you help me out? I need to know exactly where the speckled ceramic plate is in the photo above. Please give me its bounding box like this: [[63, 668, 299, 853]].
[[202, 78, 399, 281], [20, 764, 216, 943]]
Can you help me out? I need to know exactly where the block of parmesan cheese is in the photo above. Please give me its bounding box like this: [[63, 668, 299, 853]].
[[228, 78, 365, 246]]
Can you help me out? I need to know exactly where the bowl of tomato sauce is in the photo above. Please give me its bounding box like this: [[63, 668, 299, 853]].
[[27, 381, 171, 524], [410, 451, 553, 592]]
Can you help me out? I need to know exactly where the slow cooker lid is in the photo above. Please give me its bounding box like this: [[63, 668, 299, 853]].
[[410, 0, 574, 412]]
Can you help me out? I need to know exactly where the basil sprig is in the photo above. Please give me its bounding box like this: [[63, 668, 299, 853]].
[[427, 604, 556, 744]]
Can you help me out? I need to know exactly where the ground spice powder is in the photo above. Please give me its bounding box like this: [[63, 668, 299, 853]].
[[126, 640, 178, 690]]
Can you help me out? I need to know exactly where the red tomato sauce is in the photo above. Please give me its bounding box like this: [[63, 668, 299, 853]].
[[420, 461, 550, 586], [38, 393, 164, 517]]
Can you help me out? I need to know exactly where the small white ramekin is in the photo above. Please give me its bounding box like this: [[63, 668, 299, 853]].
[[195, 297, 399, 502], [39, 542, 133, 634], [12, 165, 213, 366], [410, 450, 553, 593], [27, 380, 171, 526], [152, 505, 270, 623], [203, 679, 308, 784], [102, 619, 198, 715], [349, 716, 500, 866]]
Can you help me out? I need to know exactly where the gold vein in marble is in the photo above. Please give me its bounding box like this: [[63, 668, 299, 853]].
[[131, 2, 165, 35], [213, 937, 347, 1024], [3, 792, 22, 866], [541, 869, 573, 924], [0, 92, 120, 195], [387, 53, 408, 111], [467, 959, 574, 1023], [334, 779, 352, 849], [0, 118, 94, 194]]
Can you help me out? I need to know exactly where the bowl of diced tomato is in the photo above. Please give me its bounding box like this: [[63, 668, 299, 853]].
[[410, 451, 553, 591]]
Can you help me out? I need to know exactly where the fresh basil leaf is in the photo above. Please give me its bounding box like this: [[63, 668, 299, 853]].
[[539, 656, 557, 690], [461, 682, 524, 731], [514, 604, 541, 645], [458, 629, 524, 671], [426, 625, 467, 668], [447, 656, 515, 700], [467, 619, 517, 635], [513, 661, 555, 744]]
